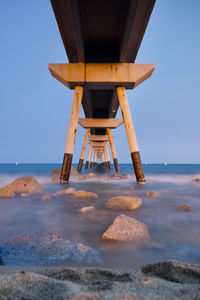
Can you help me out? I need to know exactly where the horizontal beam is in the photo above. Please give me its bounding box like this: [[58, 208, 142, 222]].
[[92, 142, 105, 147], [48, 63, 155, 89], [89, 134, 115, 141], [78, 118, 123, 129]]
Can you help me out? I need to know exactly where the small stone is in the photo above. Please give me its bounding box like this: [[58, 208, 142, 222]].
[[87, 173, 96, 178], [145, 191, 159, 198], [54, 188, 76, 196], [73, 190, 98, 199], [80, 206, 95, 213], [127, 186, 135, 190], [102, 214, 150, 242], [9, 176, 42, 194], [177, 205, 191, 211], [42, 195, 51, 200], [0, 185, 14, 198], [106, 196, 142, 210], [21, 193, 29, 197], [190, 178, 200, 184]]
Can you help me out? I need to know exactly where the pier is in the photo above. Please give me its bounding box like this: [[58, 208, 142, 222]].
[[49, 0, 156, 183]]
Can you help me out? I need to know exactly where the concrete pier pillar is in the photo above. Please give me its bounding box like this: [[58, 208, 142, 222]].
[[104, 142, 109, 168], [94, 150, 97, 166], [105, 142, 111, 169], [106, 128, 120, 173], [60, 86, 83, 183], [85, 142, 92, 169], [77, 128, 90, 172], [117, 86, 145, 184], [90, 147, 94, 168]]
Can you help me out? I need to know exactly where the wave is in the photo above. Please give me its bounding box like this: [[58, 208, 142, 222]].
[[0, 173, 200, 187]]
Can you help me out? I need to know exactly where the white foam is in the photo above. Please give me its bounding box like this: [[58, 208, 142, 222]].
[[146, 174, 200, 184]]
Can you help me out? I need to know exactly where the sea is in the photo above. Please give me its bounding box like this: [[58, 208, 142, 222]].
[[0, 163, 200, 267]]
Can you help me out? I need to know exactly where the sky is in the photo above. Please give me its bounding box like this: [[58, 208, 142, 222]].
[[0, 0, 200, 164]]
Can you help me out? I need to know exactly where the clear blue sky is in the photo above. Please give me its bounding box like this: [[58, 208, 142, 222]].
[[0, 1, 200, 163]]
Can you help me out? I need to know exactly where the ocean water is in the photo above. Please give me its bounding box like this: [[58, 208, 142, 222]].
[[0, 163, 200, 267]]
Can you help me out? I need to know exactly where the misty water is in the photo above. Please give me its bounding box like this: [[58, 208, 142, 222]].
[[0, 163, 200, 267]]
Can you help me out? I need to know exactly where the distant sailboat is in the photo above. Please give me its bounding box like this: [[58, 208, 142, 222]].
[[164, 162, 167, 166], [16, 162, 18, 166]]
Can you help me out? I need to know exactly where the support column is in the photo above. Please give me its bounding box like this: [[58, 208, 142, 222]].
[[90, 147, 94, 168], [85, 142, 92, 169], [107, 128, 120, 173], [61, 86, 84, 183], [77, 128, 90, 172], [105, 142, 111, 169], [94, 150, 97, 166], [116, 86, 145, 184], [103, 142, 109, 168]]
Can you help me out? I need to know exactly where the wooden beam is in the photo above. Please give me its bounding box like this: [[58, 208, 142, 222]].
[[78, 118, 123, 129], [48, 63, 155, 89], [89, 134, 115, 141]]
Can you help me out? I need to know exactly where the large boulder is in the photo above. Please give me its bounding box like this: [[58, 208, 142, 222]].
[[0, 232, 102, 266], [9, 176, 42, 194], [0, 176, 42, 198], [105, 196, 142, 210], [0, 185, 15, 198], [73, 190, 98, 199], [51, 167, 78, 183], [102, 215, 150, 242]]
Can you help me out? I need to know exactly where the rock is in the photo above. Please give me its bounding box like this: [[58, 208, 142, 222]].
[[127, 186, 135, 190], [0, 261, 200, 299], [142, 260, 200, 284], [177, 205, 191, 211], [9, 176, 42, 194], [54, 188, 76, 196], [80, 206, 95, 213], [21, 193, 29, 197], [0, 177, 42, 198], [0, 232, 102, 266], [79, 173, 96, 180], [106, 196, 142, 211], [0, 185, 15, 198], [145, 191, 159, 198], [0, 180, 3, 187], [71, 294, 100, 300], [0, 272, 75, 299], [111, 173, 130, 180], [74, 190, 98, 199], [42, 195, 51, 200], [51, 167, 78, 183], [102, 215, 150, 242], [87, 173, 96, 178], [190, 178, 200, 184]]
